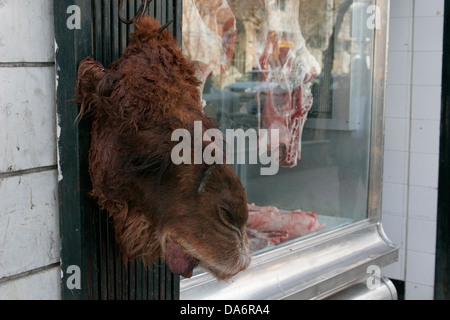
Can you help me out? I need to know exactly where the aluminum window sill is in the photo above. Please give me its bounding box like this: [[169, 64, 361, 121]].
[[180, 220, 399, 300]]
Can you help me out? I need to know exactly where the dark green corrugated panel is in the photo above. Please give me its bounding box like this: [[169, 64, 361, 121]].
[[435, 0, 450, 301], [56, 0, 182, 300]]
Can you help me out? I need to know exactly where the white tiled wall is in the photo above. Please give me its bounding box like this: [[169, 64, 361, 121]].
[[0, 0, 60, 299], [0, 266, 60, 300], [0, 0, 55, 62], [0, 67, 57, 172], [382, 0, 444, 300]]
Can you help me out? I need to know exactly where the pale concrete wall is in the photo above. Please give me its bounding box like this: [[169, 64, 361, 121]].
[[0, 0, 60, 300]]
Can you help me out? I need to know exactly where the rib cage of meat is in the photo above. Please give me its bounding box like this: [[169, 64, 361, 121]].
[[182, 0, 321, 167], [257, 0, 321, 167]]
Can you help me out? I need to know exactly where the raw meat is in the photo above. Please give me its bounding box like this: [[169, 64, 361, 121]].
[[182, 0, 237, 92], [246, 203, 325, 251], [246, 228, 289, 251], [257, 0, 321, 167]]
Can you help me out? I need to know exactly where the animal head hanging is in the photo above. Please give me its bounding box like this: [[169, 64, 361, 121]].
[[76, 15, 250, 280]]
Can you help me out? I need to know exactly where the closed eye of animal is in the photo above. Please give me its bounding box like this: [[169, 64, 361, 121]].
[[220, 208, 240, 231]]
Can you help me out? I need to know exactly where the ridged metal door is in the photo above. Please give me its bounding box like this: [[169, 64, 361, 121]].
[[55, 0, 182, 300]]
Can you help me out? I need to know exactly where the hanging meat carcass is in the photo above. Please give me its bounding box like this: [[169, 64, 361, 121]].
[[182, 0, 237, 92], [257, 0, 321, 167]]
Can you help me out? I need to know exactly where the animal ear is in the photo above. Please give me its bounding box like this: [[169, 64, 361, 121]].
[[76, 57, 114, 120], [198, 166, 214, 193]]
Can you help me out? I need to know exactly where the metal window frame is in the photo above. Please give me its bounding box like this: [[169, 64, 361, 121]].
[[180, 0, 398, 300]]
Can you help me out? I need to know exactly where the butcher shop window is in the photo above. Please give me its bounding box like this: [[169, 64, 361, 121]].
[[182, 0, 375, 255]]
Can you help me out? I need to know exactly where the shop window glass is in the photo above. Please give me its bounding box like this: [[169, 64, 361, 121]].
[[182, 0, 375, 255]]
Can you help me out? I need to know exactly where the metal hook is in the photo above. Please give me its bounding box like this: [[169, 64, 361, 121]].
[[119, 0, 153, 24]]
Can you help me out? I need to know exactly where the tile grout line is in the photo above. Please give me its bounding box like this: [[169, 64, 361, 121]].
[[0, 62, 55, 68], [0, 262, 60, 285], [404, 0, 416, 287], [0, 165, 58, 179]]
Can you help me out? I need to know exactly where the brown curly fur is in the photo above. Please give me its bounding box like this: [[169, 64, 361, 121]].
[[76, 16, 250, 280]]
